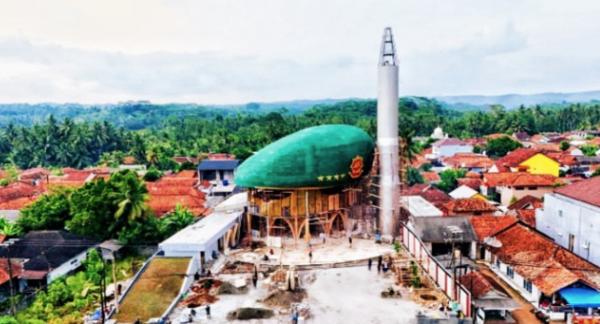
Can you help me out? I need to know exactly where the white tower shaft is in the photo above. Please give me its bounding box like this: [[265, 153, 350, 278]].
[[377, 27, 400, 237]]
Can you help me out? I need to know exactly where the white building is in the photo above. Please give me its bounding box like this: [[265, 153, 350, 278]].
[[536, 176, 600, 266], [431, 138, 473, 158], [159, 192, 245, 266]]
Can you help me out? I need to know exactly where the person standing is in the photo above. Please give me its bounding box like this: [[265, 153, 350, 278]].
[[368, 258, 372, 271], [348, 236, 353, 248], [308, 250, 313, 264], [377, 255, 383, 273], [206, 304, 211, 319]]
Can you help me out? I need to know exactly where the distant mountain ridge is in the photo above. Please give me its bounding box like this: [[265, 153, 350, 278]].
[[435, 90, 600, 110]]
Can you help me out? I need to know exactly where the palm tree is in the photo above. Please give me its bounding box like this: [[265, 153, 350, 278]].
[[109, 171, 149, 222]]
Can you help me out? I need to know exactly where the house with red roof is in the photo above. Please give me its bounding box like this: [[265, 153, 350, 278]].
[[443, 153, 494, 173], [459, 270, 519, 320], [536, 176, 600, 268], [400, 184, 451, 209], [506, 195, 543, 227], [482, 223, 600, 319], [490, 148, 560, 177], [146, 172, 206, 217], [441, 198, 497, 217], [420, 171, 440, 184], [0, 182, 45, 222], [482, 172, 559, 206]]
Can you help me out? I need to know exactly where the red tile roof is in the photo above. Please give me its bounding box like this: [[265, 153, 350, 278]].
[[546, 152, 578, 166], [507, 195, 543, 210], [494, 148, 557, 172], [515, 209, 536, 227], [421, 171, 440, 183], [0, 259, 22, 285], [433, 138, 469, 147], [554, 176, 600, 208], [401, 184, 451, 207], [459, 271, 493, 299], [443, 198, 497, 215], [443, 153, 494, 169], [483, 172, 559, 187], [0, 182, 43, 203], [492, 224, 600, 295], [457, 178, 482, 190], [19, 168, 50, 180], [146, 176, 205, 217], [470, 215, 518, 241]]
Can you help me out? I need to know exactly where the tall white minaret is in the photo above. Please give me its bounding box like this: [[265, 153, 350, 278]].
[[377, 27, 400, 237]]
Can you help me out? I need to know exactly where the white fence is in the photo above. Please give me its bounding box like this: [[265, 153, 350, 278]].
[[402, 225, 472, 317]]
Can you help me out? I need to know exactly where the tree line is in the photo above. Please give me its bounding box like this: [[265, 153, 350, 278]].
[[1, 99, 600, 170]]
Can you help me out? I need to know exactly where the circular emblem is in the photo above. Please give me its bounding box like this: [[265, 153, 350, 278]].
[[349, 155, 364, 179]]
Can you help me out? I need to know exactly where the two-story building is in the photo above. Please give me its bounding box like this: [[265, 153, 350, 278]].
[[482, 172, 559, 206], [536, 176, 600, 267]]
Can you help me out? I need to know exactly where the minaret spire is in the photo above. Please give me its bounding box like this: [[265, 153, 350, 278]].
[[377, 27, 400, 238]]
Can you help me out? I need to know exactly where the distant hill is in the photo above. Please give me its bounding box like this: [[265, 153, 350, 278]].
[[211, 98, 363, 113], [435, 90, 600, 110]]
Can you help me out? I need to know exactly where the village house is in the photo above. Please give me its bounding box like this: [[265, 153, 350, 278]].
[[0, 181, 45, 222], [536, 176, 600, 267], [0, 230, 97, 288], [431, 138, 473, 159], [197, 155, 239, 197], [507, 195, 543, 227], [441, 198, 497, 217], [459, 270, 519, 322], [449, 185, 486, 201], [146, 171, 206, 217], [490, 148, 560, 177], [469, 215, 518, 260], [482, 172, 559, 206], [420, 171, 440, 184], [442, 153, 494, 173], [456, 174, 482, 191], [410, 215, 478, 259], [482, 223, 600, 320], [400, 184, 451, 209]]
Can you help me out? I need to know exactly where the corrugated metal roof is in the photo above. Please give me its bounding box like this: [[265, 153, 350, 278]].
[[198, 159, 239, 171]]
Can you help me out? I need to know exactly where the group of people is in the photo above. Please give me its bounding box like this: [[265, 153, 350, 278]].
[[367, 255, 393, 273]]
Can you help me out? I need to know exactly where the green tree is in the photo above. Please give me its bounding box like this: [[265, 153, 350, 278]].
[[159, 205, 195, 238], [436, 169, 467, 192], [143, 166, 162, 182], [485, 136, 523, 158], [559, 141, 570, 151], [109, 171, 149, 223], [580, 144, 599, 157], [407, 167, 424, 186], [18, 189, 72, 232]]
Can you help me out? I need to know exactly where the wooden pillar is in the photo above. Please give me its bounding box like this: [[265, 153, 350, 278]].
[[304, 191, 311, 242]]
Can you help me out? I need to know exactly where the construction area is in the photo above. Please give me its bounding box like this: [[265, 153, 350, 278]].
[[167, 237, 456, 323]]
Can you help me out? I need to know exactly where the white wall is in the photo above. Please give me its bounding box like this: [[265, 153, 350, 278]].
[[47, 249, 90, 283], [537, 193, 600, 267], [433, 145, 473, 158], [490, 256, 542, 306], [497, 186, 553, 206]]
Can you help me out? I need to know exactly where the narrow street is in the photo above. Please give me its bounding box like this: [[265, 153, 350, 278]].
[[477, 264, 542, 324]]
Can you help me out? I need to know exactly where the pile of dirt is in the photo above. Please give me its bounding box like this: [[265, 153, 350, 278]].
[[180, 279, 222, 308], [216, 280, 248, 295], [270, 269, 287, 283], [227, 307, 274, 320], [221, 261, 256, 274], [262, 289, 307, 308]]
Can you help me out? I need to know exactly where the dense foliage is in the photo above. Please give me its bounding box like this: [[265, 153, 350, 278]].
[[437, 169, 468, 193], [485, 136, 523, 158], [1, 99, 600, 169], [17, 170, 194, 244]]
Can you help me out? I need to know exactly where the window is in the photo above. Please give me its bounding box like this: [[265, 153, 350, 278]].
[[506, 266, 514, 279], [527, 186, 538, 190], [515, 186, 524, 191], [523, 279, 533, 293], [495, 258, 501, 268], [568, 234, 575, 251]]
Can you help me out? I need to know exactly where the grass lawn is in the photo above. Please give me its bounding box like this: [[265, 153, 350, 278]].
[[115, 257, 190, 323]]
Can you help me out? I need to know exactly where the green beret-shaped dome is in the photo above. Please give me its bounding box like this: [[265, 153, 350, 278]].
[[235, 124, 374, 189]]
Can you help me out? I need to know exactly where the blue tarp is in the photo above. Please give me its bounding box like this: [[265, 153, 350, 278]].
[[559, 287, 600, 308]]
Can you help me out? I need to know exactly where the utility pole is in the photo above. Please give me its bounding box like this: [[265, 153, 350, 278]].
[[2, 243, 16, 315]]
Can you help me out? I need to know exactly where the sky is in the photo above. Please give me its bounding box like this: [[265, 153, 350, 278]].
[[0, 0, 599, 104]]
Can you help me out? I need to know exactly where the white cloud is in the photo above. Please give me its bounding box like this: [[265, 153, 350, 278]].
[[0, 0, 599, 103]]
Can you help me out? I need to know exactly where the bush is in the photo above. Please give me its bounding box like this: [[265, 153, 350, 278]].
[[143, 167, 162, 182], [486, 136, 522, 158]]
